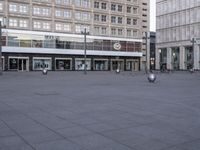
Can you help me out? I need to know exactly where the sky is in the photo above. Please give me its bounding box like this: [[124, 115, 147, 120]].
[[150, 0, 156, 31]]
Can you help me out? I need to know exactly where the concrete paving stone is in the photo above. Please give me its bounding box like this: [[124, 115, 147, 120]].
[[152, 131, 195, 145], [56, 126, 94, 138], [131, 139, 169, 150], [5, 119, 49, 134], [126, 125, 171, 138], [0, 136, 26, 148], [84, 123, 119, 132], [86, 142, 136, 150], [101, 128, 147, 142], [0, 72, 200, 149], [20, 130, 64, 145], [177, 139, 200, 150], [0, 144, 34, 150], [71, 117, 100, 125], [69, 133, 121, 149], [0, 126, 16, 137], [34, 139, 83, 150], [34, 117, 77, 130]]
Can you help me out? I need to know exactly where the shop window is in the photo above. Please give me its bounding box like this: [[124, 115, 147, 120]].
[[55, 59, 71, 70], [33, 58, 52, 70]]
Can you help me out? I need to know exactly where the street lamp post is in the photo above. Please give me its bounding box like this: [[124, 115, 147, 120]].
[[191, 38, 196, 70], [145, 32, 150, 74], [0, 18, 6, 76], [81, 28, 89, 75]]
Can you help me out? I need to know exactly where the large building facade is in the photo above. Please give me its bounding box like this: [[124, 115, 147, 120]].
[[0, 0, 149, 71], [156, 0, 200, 70]]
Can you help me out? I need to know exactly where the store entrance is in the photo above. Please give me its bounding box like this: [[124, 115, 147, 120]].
[[19, 59, 28, 71], [9, 57, 29, 71], [126, 60, 139, 71], [132, 61, 139, 71], [111, 60, 124, 71]]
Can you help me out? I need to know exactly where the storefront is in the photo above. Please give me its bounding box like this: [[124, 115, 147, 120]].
[[185, 46, 193, 70], [32, 57, 52, 70], [1, 56, 4, 71], [171, 47, 180, 70], [8, 57, 29, 71], [126, 59, 139, 71], [75, 58, 91, 70], [93, 59, 108, 71], [55, 58, 72, 70], [111, 59, 124, 71]]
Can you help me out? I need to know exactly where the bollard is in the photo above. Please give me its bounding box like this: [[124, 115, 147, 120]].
[[148, 73, 156, 83]]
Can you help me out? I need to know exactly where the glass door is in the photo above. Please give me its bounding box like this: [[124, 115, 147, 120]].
[[111, 60, 124, 71], [18, 59, 28, 71]]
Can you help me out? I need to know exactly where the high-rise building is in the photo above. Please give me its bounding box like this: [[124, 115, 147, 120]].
[[0, 0, 149, 71], [156, 0, 200, 71]]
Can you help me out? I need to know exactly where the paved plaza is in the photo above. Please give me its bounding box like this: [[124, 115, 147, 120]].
[[0, 71, 200, 150]]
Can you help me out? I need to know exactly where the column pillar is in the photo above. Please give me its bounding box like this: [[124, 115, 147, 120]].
[[194, 44, 199, 70], [167, 47, 172, 70], [179, 46, 185, 70], [155, 48, 160, 70]]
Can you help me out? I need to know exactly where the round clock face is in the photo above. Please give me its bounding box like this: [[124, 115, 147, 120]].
[[113, 43, 121, 50]]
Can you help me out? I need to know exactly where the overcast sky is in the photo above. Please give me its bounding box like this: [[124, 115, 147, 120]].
[[150, 0, 156, 31]]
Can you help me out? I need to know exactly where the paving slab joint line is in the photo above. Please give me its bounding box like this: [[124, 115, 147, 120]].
[[160, 137, 200, 150], [0, 101, 83, 149], [0, 118, 36, 150]]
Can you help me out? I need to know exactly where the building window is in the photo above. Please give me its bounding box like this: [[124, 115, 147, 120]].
[[127, 18, 131, 25], [94, 27, 100, 35], [75, 59, 91, 70], [33, 58, 52, 70], [111, 16, 116, 23], [75, 25, 89, 33], [56, 0, 71, 5], [101, 3, 106, 9], [75, 0, 90, 8], [63, 24, 71, 32], [42, 8, 50, 16], [33, 21, 41, 29], [118, 29, 123, 36], [133, 30, 138, 37], [55, 58, 71, 70], [127, 29, 132, 36], [9, 4, 17, 12], [133, 7, 138, 14], [118, 5, 122, 12], [19, 20, 28, 28], [19, 5, 28, 13], [75, 12, 90, 21], [9, 19, 18, 27], [133, 19, 137, 25], [101, 15, 107, 22], [63, 10, 71, 18], [111, 28, 116, 35], [127, 6, 131, 13], [94, 1, 99, 8], [101, 27, 107, 35], [55, 10, 62, 17], [33, 7, 40, 15], [0, 2, 3, 11], [111, 4, 116, 11], [118, 17, 123, 24], [55, 24, 62, 30], [94, 14, 100, 21], [43, 22, 50, 30]]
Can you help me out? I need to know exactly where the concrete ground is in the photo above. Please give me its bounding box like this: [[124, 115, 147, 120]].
[[0, 71, 200, 150]]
